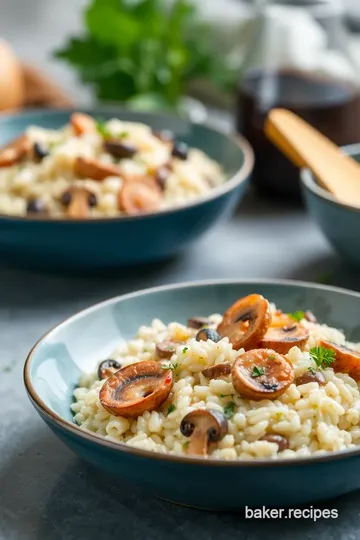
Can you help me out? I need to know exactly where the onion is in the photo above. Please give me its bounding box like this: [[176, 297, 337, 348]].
[[0, 39, 24, 111]]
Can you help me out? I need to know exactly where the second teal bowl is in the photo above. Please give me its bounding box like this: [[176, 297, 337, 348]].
[[301, 144, 360, 267], [0, 109, 253, 272]]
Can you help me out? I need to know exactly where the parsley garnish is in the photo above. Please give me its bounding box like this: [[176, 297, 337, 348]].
[[289, 311, 305, 322], [219, 393, 232, 398], [168, 404, 176, 414], [161, 362, 179, 371], [268, 354, 276, 360], [182, 347, 188, 354], [96, 120, 111, 138], [183, 441, 189, 449], [309, 346, 336, 369], [224, 401, 235, 419], [251, 365, 265, 378], [119, 131, 128, 138], [308, 366, 317, 375]]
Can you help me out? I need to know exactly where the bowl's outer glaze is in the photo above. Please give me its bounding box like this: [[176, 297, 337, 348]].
[[301, 146, 360, 267], [0, 109, 252, 272], [25, 280, 360, 510]]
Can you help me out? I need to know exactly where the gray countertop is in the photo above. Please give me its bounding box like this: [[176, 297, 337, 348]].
[[2, 190, 360, 540]]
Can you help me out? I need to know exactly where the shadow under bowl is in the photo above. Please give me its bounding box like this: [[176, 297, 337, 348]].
[[24, 279, 360, 510], [301, 143, 360, 267], [0, 108, 253, 272]]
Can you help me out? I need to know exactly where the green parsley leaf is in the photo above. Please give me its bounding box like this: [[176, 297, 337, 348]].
[[224, 401, 235, 419], [219, 393, 232, 398], [309, 346, 336, 369], [96, 120, 111, 138], [167, 404, 176, 414], [268, 354, 276, 361], [182, 347, 188, 354], [289, 311, 305, 322], [251, 365, 265, 378], [308, 366, 317, 375], [161, 362, 179, 371], [182, 440, 189, 449]]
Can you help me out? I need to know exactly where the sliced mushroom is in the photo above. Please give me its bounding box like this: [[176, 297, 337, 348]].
[[295, 369, 326, 386], [196, 328, 221, 343], [202, 363, 231, 379], [259, 434, 289, 452], [217, 294, 271, 351], [232, 349, 294, 400], [32, 141, 49, 162], [155, 340, 178, 360], [61, 186, 97, 218], [304, 311, 317, 324], [98, 359, 122, 380], [104, 140, 137, 159], [180, 409, 228, 456], [118, 177, 162, 215], [74, 156, 121, 181], [259, 313, 309, 354], [187, 317, 212, 329], [26, 198, 48, 216], [99, 360, 174, 418], [71, 113, 96, 136], [0, 134, 31, 167], [154, 166, 169, 191], [320, 340, 360, 381]]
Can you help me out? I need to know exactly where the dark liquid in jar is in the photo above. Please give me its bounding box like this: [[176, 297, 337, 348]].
[[236, 70, 360, 199]]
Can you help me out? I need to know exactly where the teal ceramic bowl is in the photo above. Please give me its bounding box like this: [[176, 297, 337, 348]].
[[0, 109, 253, 272], [301, 144, 360, 267], [24, 279, 360, 511]]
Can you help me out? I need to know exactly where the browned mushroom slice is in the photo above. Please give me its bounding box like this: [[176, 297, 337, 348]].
[[74, 156, 121, 181], [217, 294, 271, 351], [104, 140, 137, 159], [118, 178, 162, 215], [98, 359, 122, 380], [99, 360, 174, 418], [155, 340, 178, 360], [180, 409, 228, 456], [61, 186, 97, 219], [259, 433, 289, 451], [259, 314, 309, 353], [0, 134, 31, 167], [187, 317, 212, 329], [295, 369, 326, 386], [71, 113, 96, 136], [319, 340, 360, 381], [232, 349, 294, 401], [202, 363, 231, 379]]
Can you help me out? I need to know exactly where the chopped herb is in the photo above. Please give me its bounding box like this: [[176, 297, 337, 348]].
[[289, 311, 305, 322], [182, 441, 189, 449], [219, 393, 232, 398], [224, 401, 235, 419], [268, 354, 276, 361], [96, 120, 111, 138], [120, 131, 129, 138], [309, 346, 336, 369], [251, 365, 265, 378], [168, 404, 176, 414], [161, 362, 179, 371], [308, 366, 317, 375], [182, 347, 188, 354]]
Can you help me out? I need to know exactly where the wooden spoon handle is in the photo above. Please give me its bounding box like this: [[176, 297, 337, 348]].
[[265, 108, 360, 208]]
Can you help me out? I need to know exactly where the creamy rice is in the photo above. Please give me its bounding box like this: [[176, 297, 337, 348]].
[[0, 116, 225, 218], [72, 308, 360, 460]]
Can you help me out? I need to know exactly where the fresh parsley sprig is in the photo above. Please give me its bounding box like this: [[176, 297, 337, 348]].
[[289, 311, 305, 322], [309, 346, 336, 369], [251, 365, 265, 378], [161, 362, 179, 371]]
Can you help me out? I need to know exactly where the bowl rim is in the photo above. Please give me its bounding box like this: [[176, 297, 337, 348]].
[[300, 142, 360, 214], [0, 107, 254, 224], [24, 277, 360, 468]]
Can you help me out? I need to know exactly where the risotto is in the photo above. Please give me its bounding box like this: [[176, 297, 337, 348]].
[[0, 113, 225, 218], [72, 294, 360, 460]]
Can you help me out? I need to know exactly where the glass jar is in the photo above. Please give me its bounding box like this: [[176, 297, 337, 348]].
[[236, 0, 360, 199]]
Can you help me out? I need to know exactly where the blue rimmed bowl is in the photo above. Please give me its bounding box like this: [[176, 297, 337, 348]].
[[24, 279, 360, 511], [0, 109, 253, 272], [301, 144, 360, 267]]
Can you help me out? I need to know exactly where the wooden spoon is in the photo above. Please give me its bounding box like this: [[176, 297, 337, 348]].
[[265, 108, 360, 208]]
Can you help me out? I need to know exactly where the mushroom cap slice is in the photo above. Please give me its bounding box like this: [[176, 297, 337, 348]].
[[202, 363, 231, 379], [232, 348, 294, 400], [217, 294, 271, 350], [74, 156, 121, 181], [259, 434, 289, 452], [320, 340, 360, 381], [0, 134, 31, 167], [71, 113, 96, 136], [118, 177, 162, 215], [295, 369, 326, 386], [180, 409, 228, 456], [99, 360, 174, 418], [61, 186, 96, 219], [155, 340, 178, 360], [259, 313, 309, 353]]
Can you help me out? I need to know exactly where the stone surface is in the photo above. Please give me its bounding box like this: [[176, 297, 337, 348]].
[[1, 190, 360, 539]]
